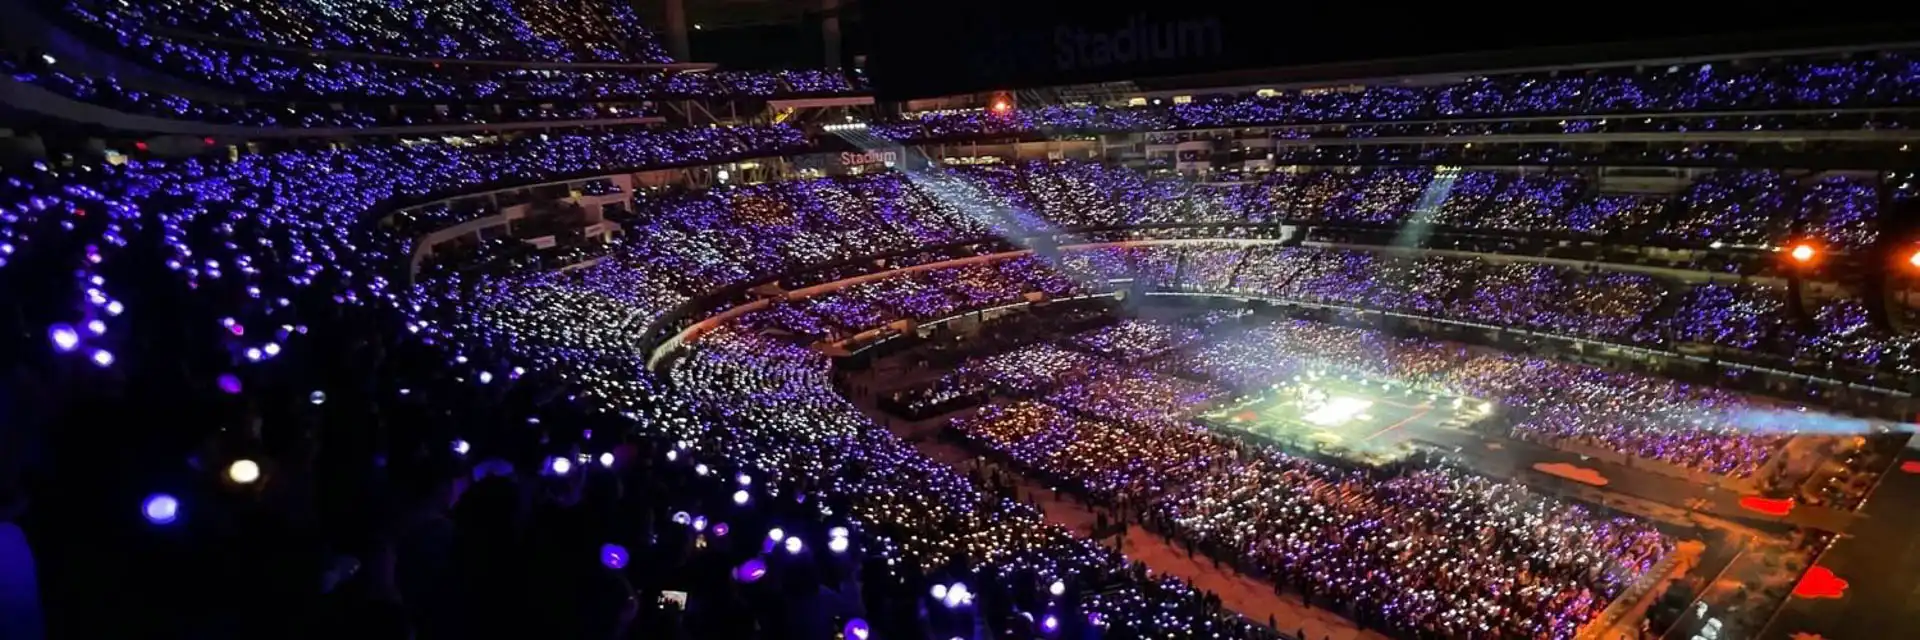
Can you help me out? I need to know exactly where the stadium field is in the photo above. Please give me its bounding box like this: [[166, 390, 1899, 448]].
[[1199, 376, 1483, 464]]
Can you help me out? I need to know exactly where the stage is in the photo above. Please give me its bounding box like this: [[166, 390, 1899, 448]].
[[1199, 374, 1488, 465]]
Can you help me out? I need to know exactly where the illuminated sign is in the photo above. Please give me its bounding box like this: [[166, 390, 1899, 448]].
[[841, 150, 899, 166]]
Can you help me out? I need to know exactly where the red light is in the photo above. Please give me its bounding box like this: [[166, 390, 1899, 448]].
[[1789, 243, 1818, 264], [203, 137, 216, 146], [1792, 566, 1849, 599], [134, 141, 149, 151], [1907, 249, 1920, 270], [1738, 495, 1794, 516]]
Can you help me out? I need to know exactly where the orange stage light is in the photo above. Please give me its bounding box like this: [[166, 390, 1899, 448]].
[[1907, 248, 1920, 270], [1789, 243, 1818, 263]]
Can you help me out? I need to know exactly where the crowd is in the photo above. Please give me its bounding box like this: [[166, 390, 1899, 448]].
[[924, 161, 1884, 251], [3, 52, 662, 129], [950, 401, 1235, 505], [383, 158, 1916, 387], [1149, 321, 1798, 478], [64, 0, 675, 63], [1152, 461, 1673, 639], [38, 1, 869, 113], [1263, 112, 1916, 142], [7, 21, 1919, 640], [924, 320, 1681, 639], [872, 51, 1920, 139], [0, 119, 1321, 638], [1066, 318, 1204, 362]]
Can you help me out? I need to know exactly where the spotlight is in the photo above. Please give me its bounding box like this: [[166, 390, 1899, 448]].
[[828, 536, 849, 553], [1042, 614, 1059, 633], [452, 439, 470, 455], [733, 490, 750, 505], [736, 473, 751, 486], [90, 349, 114, 367], [142, 493, 179, 525], [1049, 580, 1065, 596], [767, 527, 785, 542], [227, 459, 261, 484], [547, 456, 572, 476], [1789, 242, 1819, 264], [599, 452, 614, 468], [309, 391, 326, 405], [829, 526, 849, 539], [784, 536, 805, 554]]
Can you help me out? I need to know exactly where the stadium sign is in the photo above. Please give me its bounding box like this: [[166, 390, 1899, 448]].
[[1051, 14, 1225, 75], [841, 149, 900, 166]]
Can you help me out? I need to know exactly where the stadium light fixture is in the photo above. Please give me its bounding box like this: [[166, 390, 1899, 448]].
[[1788, 243, 1818, 264]]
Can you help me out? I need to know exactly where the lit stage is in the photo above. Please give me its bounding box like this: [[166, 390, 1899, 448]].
[[1199, 373, 1490, 465]]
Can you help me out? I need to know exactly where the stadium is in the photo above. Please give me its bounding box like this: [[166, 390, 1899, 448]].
[[0, 1, 1917, 639]]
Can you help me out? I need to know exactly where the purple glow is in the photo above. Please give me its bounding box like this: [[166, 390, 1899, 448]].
[[142, 493, 179, 525], [599, 543, 629, 569], [712, 523, 729, 537], [547, 456, 572, 476], [734, 558, 767, 583], [1042, 614, 1059, 633], [85, 319, 107, 336], [216, 374, 243, 394], [49, 325, 79, 352], [842, 618, 870, 640], [90, 349, 114, 367]]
